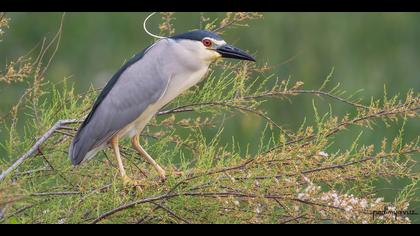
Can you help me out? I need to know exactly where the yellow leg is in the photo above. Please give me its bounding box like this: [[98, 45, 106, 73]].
[[111, 136, 142, 190], [132, 136, 166, 181]]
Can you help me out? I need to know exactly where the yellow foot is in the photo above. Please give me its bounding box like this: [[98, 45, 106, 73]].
[[122, 175, 143, 192], [167, 167, 184, 178], [156, 168, 167, 182], [171, 170, 184, 177], [158, 172, 167, 182]]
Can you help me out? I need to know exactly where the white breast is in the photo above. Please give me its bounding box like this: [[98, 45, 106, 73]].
[[118, 66, 209, 139]]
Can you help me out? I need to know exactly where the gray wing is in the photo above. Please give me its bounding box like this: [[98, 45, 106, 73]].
[[69, 39, 172, 165]]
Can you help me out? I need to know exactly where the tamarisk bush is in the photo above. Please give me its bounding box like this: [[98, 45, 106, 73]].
[[0, 13, 419, 224]]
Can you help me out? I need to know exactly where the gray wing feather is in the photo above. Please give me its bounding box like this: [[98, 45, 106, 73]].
[[70, 39, 172, 165]]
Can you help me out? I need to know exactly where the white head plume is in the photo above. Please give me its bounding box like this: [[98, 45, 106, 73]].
[[143, 12, 166, 39]]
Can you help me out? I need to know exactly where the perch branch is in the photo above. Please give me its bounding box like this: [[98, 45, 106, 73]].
[[2, 81, 374, 182], [0, 119, 79, 182]]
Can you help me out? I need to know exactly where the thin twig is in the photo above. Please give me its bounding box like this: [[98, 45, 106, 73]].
[[232, 147, 420, 181], [157, 87, 370, 118], [38, 147, 76, 188], [152, 202, 192, 224], [91, 193, 174, 224], [264, 105, 420, 154], [0, 12, 6, 22], [279, 214, 306, 224], [242, 89, 370, 110], [30, 191, 81, 197], [158, 101, 290, 136]]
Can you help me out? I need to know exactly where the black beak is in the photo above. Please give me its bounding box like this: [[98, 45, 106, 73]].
[[216, 44, 256, 62]]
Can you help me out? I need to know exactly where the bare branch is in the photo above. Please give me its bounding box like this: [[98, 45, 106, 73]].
[[151, 202, 192, 224], [0, 119, 79, 182], [30, 191, 81, 197]]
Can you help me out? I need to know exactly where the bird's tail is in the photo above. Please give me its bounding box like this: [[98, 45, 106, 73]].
[[69, 124, 103, 166], [69, 131, 86, 166]]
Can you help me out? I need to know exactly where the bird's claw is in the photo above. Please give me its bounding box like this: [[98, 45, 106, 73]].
[[171, 170, 184, 177], [156, 168, 167, 182], [122, 176, 144, 192]]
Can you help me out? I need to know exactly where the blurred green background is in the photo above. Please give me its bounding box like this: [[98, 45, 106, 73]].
[[1, 12, 419, 220]]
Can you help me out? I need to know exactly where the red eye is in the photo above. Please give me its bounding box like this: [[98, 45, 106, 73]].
[[202, 39, 212, 47]]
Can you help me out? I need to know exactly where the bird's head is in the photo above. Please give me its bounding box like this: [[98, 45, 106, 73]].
[[170, 30, 256, 64]]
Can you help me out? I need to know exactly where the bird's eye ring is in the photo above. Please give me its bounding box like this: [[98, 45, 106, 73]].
[[202, 39, 212, 47]]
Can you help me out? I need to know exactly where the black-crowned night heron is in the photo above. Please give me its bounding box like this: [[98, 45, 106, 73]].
[[69, 28, 255, 188]]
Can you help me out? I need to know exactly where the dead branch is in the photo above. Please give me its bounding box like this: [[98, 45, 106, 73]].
[[0, 119, 79, 182], [91, 193, 176, 224], [30, 191, 81, 197], [151, 202, 192, 224]]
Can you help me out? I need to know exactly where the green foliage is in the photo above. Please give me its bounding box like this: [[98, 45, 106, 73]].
[[0, 13, 419, 224]]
